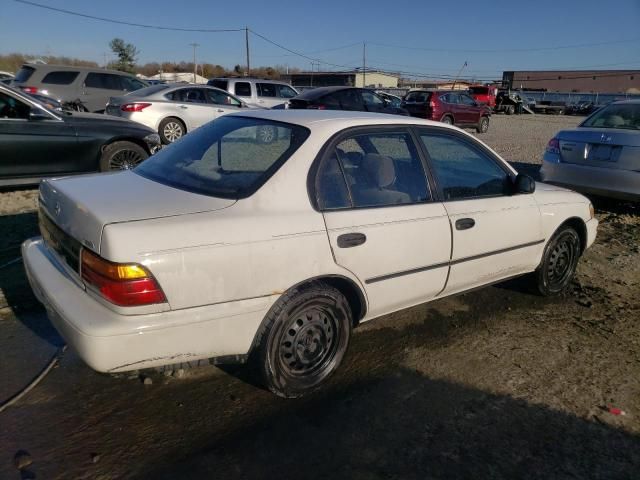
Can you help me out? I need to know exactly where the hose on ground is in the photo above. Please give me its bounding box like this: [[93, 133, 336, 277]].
[[0, 345, 67, 413]]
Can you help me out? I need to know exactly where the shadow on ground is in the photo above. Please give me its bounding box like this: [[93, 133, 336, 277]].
[[142, 366, 640, 480], [0, 211, 63, 347]]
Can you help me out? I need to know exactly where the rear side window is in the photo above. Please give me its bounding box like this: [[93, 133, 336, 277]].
[[234, 82, 251, 97], [257, 83, 277, 97], [208, 79, 228, 91], [316, 131, 430, 209], [41, 71, 79, 85], [14, 66, 35, 83], [85, 73, 123, 90], [419, 133, 509, 200], [405, 91, 430, 103]]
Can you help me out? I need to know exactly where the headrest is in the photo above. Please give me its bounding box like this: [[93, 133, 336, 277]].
[[363, 153, 396, 188]]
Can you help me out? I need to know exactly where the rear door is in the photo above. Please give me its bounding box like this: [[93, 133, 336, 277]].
[[315, 127, 451, 319], [82, 72, 127, 112], [0, 90, 79, 178], [457, 93, 479, 125], [204, 88, 243, 117], [416, 128, 543, 295]]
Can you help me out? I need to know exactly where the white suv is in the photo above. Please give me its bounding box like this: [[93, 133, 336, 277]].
[[207, 77, 298, 108]]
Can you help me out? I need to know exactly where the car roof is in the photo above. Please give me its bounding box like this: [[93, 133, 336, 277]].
[[294, 86, 362, 100], [210, 77, 292, 84], [226, 109, 458, 131], [21, 63, 137, 77]]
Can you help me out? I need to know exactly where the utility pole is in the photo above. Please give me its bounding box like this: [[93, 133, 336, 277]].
[[103, 53, 108, 69], [245, 27, 250, 76], [452, 60, 468, 90], [362, 42, 366, 87], [189, 43, 200, 83]]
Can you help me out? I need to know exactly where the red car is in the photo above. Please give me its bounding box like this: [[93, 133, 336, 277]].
[[401, 90, 491, 133], [468, 85, 498, 108]]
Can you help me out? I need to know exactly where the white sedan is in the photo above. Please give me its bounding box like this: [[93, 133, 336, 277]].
[[23, 110, 598, 397], [105, 84, 260, 144]]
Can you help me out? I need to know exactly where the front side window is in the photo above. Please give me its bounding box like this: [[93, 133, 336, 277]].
[[206, 89, 241, 106], [581, 103, 640, 130], [316, 131, 430, 209], [208, 79, 228, 91], [41, 71, 79, 85], [135, 116, 310, 199], [0, 92, 31, 119], [234, 82, 252, 97], [458, 94, 476, 106], [278, 85, 297, 98], [404, 91, 430, 103], [419, 132, 510, 200], [257, 83, 278, 97], [362, 91, 385, 107], [85, 73, 122, 90]]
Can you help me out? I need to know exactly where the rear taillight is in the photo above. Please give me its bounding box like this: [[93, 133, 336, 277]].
[[429, 100, 436, 108], [21, 86, 38, 94], [121, 102, 152, 112], [546, 137, 560, 155], [81, 249, 166, 306]]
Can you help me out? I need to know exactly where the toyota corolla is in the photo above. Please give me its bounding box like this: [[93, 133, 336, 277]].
[[23, 110, 598, 397]]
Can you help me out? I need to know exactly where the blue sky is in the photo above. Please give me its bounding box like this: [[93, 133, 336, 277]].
[[1, 0, 639, 80]]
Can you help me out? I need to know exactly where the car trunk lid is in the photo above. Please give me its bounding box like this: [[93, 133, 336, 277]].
[[38, 171, 236, 259], [105, 96, 126, 116], [557, 127, 640, 171]]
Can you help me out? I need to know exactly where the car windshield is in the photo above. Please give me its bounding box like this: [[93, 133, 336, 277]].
[[135, 116, 310, 199], [581, 103, 640, 130]]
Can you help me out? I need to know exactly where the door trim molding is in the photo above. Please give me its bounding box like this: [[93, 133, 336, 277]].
[[364, 239, 545, 284]]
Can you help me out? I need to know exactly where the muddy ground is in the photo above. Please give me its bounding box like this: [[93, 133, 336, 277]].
[[1, 115, 639, 479]]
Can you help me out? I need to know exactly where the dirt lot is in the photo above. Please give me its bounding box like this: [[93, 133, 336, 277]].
[[1, 114, 639, 479]]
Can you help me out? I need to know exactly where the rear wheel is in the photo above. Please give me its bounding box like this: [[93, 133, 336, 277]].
[[159, 117, 186, 144], [99, 141, 148, 171], [533, 226, 581, 296], [505, 105, 515, 115], [252, 282, 352, 398], [440, 115, 453, 125], [476, 116, 490, 133]]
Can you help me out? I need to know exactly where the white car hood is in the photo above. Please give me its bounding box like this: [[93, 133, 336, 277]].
[[39, 171, 236, 253]]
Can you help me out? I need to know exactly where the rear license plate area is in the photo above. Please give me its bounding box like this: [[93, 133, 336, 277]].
[[588, 144, 614, 162]]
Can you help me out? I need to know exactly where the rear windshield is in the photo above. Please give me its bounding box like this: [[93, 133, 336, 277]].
[[581, 103, 640, 130], [208, 79, 228, 91], [14, 66, 35, 83], [135, 116, 310, 199], [404, 91, 432, 103]]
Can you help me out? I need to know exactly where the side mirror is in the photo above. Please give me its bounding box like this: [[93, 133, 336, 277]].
[[513, 173, 535, 194], [29, 108, 51, 121]]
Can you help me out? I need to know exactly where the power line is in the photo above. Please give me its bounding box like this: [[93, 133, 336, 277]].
[[368, 37, 640, 54], [13, 0, 243, 32]]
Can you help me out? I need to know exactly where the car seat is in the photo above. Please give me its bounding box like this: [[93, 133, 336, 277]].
[[353, 153, 410, 205]]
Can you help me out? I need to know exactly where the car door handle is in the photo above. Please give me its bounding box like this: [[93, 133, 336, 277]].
[[217, 109, 224, 113], [337, 233, 367, 248], [179, 105, 188, 109], [455, 218, 475, 230]]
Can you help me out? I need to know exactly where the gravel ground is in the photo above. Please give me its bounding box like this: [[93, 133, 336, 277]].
[[1, 114, 639, 479]]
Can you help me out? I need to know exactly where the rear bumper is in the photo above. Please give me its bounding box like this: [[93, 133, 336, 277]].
[[541, 156, 640, 201], [22, 238, 276, 372]]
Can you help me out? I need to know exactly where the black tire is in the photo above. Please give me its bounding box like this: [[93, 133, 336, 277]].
[[159, 117, 186, 144], [99, 141, 148, 172], [252, 282, 352, 398], [505, 105, 515, 115], [441, 115, 454, 125], [476, 116, 490, 133], [256, 124, 278, 144], [534, 226, 581, 296]]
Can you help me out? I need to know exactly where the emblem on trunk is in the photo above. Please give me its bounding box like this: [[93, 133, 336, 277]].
[[600, 134, 612, 143]]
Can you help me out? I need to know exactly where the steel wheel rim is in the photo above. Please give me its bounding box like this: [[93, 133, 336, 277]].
[[278, 307, 338, 378], [109, 149, 145, 170], [442, 116, 452, 124], [547, 234, 577, 288], [163, 122, 183, 142], [481, 118, 489, 132]]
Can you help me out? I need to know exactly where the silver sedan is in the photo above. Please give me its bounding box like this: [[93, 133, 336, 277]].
[[541, 100, 640, 201], [106, 84, 259, 144]]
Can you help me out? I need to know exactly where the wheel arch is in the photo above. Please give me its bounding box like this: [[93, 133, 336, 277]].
[[558, 216, 588, 254], [248, 274, 368, 356], [98, 137, 152, 167], [160, 115, 187, 133]]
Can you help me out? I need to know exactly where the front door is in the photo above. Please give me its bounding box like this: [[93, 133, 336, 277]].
[[314, 127, 452, 319], [416, 128, 543, 295], [205, 88, 244, 118], [0, 91, 78, 178]]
